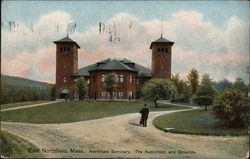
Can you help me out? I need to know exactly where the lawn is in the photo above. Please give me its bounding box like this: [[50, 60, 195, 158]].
[[1, 101, 188, 124], [153, 107, 248, 136], [1, 100, 50, 110], [0, 130, 44, 158]]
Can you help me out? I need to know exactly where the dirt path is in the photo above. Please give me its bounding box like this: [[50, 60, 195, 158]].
[[1, 101, 60, 112], [1, 109, 248, 158]]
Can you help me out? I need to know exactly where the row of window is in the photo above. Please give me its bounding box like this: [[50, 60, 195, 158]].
[[102, 92, 123, 97], [63, 75, 134, 84], [101, 74, 134, 83], [60, 47, 71, 52], [157, 48, 168, 53]]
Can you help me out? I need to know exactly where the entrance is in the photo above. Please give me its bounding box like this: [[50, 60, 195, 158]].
[[60, 88, 69, 99]]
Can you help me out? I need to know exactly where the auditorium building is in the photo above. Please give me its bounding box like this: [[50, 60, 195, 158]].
[[54, 35, 174, 100]]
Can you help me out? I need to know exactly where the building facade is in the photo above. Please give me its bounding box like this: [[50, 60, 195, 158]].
[[54, 35, 174, 100]]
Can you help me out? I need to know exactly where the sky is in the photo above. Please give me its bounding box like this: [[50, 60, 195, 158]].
[[1, 0, 249, 84]]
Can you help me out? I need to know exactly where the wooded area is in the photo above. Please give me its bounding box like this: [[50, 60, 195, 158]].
[[1, 74, 55, 104]]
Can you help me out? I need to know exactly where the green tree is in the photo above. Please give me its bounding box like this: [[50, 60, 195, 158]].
[[171, 73, 186, 95], [104, 73, 117, 101], [187, 68, 199, 94], [50, 85, 56, 100], [213, 89, 249, 128], [192, 74, 216, 111], [141, 78, 177, 107], [213, 79, 233, 92], [233, 78, 248, 94], [75, 77, 88, 100]]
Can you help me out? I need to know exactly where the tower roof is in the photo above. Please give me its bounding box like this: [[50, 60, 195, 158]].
[[54, 35, 81, 48], [150, 36, 174, 49]]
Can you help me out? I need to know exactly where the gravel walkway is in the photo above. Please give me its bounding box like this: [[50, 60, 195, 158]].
[[1, 101, 60, 112], [1, 108, 248, 158]]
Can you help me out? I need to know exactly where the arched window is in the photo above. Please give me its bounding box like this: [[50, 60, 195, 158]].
[[63, 77, 67, 83], [165, 48, 168, 53], [157, 48, 161, 52], [120, 74, 124, 82], [101, 75, 105, 82], [161, 48, 164, 52]]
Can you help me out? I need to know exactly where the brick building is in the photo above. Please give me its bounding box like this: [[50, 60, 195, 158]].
[[54, 35, 174, 100]]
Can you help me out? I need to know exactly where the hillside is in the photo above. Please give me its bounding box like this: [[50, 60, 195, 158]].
[[1, 74, 55, 104]]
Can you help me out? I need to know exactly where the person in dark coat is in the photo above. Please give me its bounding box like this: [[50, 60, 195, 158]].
[[139, 104, 149, 127]]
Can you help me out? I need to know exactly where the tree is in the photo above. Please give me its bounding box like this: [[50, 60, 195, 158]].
[[192, 74, 216, 111], [104, 73, 117, 101], [213, 79, 233, 92], [171, 73, 186, 95], [75, 77, 88, 100], [141, 78, 177, 107], [213, 89, 249, 128], [187, 68, 199, 94], [50, 85, 56, 100], [233, 78, 248, 94]]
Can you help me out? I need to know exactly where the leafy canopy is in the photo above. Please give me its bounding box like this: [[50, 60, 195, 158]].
[[187, 68, 199, 94], [142, 78, 177, 102], [104, 73, 117, 93]]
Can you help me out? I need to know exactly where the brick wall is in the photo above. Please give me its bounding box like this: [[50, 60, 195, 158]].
[[89, 71, 137, 100], [151, 43, 172, 79], [55, 43, 78, 99]]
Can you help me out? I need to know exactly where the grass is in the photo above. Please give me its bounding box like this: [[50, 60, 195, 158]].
[[153, 107, 248, 136], [1, 101, 188, 124], [1, 100, 50, 110], [0, 130, 44, 158]]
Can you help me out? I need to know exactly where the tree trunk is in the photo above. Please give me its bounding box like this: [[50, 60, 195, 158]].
[[205, 105, 207, 111], [154, 99, 158, 108], [109, 91, 112, 102]]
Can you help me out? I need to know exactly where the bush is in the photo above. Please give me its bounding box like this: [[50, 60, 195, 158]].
[[0, 133, 12, 157], [213, 89, 249, 128]]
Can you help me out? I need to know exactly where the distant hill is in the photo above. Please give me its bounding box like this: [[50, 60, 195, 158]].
[[1, 74, 55, 104]]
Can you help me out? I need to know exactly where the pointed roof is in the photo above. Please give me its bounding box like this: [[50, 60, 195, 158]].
[[89, 59, 137, 72], [54, 35, 81, 48], [74, 58, 153, 77], [150, 36, 174, 49]]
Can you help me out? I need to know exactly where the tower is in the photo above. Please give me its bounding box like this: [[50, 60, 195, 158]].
[[54, 35, 80, 99], [150, 35, 174, 79]]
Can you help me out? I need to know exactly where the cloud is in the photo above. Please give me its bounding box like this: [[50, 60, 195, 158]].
[[1, 10, 249, 84]]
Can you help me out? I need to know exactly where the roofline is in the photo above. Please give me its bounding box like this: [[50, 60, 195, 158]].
[[150, 41, 174, 49], [88, 69, 138, 73], [53, 41, 81, 48]]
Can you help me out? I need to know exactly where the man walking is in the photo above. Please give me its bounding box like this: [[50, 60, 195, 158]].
[[139, 104, 149, 127]]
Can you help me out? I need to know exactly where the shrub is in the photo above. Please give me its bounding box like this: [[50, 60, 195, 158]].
[[0, 133, 12, 157], [213, 89, 249, 128]]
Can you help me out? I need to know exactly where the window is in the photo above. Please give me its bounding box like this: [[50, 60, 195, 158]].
[[165, 48, 168, 53], [119, 92, 123, 97], [161, 66, 164, 70], [101, 75, 105, 82], [63, 77, 67, 83], [102, 92, 106, 97], [64, 65, 67, 69], [129, 75, 133, 83], [115, 74, 119, 82], [157, 48, 160, 52], [64, 47, 67, 52], [60, 47, 63, 52], [113, 92, 117, 96], [120, 74, 124, 82], [67, 47, 70, 52], [161, 48, 164, 52]]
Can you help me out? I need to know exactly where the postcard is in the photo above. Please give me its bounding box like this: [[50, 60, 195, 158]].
[[1, 0, 249, 158]]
